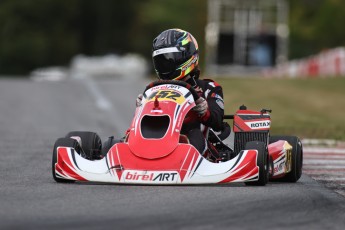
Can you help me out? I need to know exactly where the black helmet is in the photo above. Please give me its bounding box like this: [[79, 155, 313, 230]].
[[152, 29, 199, 80]]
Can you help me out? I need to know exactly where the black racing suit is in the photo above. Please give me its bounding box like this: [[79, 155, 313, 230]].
[[181, 79, 225, 154]]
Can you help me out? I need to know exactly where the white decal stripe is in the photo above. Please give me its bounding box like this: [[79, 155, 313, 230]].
[[62, 160, 79, 179], [187, 154, 199, 178], [273, 152, 285, 163], [153, 47, 181, 57], [172, 104, 178, 135], [56, 170, 75, 180], [208, 82, 215, 87], [115, 144, 122, 180], [111, 147, 116, 177], [134, 107, 143, 136], [67, 148, 79, 171], [108, 148, 115, 177], [233, 167, 258, 182], [180, 147, 192, 173], [229, 150, 248, 174], [204, 89, 211, 98], [106, 153, 113, 176], [231, 161, 250, 176]]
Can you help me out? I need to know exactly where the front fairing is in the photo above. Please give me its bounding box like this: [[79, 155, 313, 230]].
[[269, 140, 293, 178], [127, 84, 196, 159]]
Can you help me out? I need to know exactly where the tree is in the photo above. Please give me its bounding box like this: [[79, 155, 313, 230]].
[[289, 0, 345, 59]]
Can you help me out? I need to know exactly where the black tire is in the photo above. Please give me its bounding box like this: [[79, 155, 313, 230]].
[[52, 138, 79, 183], [244, 141, 269, 186], [65, 131, 102, 160], [269, 135, 303, 182]]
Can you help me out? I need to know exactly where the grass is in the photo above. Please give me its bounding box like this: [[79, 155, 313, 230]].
[[215, 77, 345, 141]]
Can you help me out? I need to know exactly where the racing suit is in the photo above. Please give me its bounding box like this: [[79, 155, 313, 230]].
[[182, 79, 224, 155]]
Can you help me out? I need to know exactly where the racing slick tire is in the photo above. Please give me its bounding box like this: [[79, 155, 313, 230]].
[[244, 141, 269, 186], [52, 138, 79, 183], [65, 131, 102, 160], [269, 135, 303, 182]]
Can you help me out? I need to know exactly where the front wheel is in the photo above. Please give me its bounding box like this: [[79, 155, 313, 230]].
[[245, 141, 269, 186], [65, 131, 102, 160]]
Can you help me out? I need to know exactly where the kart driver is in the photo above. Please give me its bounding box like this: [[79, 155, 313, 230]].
[[136, 28, 225, 156]]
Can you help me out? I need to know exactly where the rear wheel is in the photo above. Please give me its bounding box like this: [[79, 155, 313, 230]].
[[270, 135, 303, 182], [52, 138, 79, 183], [244, 141, 269, 186], [65, 131, 102, 160]]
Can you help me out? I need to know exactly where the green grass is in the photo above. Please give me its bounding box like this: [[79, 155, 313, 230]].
[[216, 77, 345, 140]]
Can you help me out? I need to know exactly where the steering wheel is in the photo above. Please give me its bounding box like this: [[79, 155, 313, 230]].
[[144, 80, 200, 102]]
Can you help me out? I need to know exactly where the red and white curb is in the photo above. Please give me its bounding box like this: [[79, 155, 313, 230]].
[[303, 147, 345, 197]]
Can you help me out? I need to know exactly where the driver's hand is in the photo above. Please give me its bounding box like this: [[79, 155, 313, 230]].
[[136, 94, 143, 107], [193, 97, 208, 116]]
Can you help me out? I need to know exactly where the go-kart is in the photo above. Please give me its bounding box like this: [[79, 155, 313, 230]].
[[52, 80, 303, 185]]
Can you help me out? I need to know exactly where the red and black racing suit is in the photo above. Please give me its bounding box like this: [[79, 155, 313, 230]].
[[182, 79, 225, 155]]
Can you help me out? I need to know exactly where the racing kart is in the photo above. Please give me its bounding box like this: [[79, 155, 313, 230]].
[[52, 80, 303, 185]]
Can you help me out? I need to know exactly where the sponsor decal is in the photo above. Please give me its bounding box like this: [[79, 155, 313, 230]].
[[124, 171, 179, 183], [245, 121, 271, 130], [216, 99, 224, 109], [274, 161, 285, 174], [148, 90, 185, 105], [284, 148, 292, 173], [181, 56, 198, 71], [150, 85, 181, 91]]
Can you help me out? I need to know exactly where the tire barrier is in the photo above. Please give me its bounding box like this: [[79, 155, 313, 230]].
[[264, 47, 345, 78]]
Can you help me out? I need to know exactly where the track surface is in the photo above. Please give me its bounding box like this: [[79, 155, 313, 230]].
[[304, 147, 345, 197], [0, 77, 345, 230]]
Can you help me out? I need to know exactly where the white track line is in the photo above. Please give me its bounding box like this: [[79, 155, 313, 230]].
[[74, 73, 131, 136], [304, 165, 345, 169], [304, 156, 345, 159], [304, 147, 345, 154], [83, 75, 113, 111], [304, 159, 345, 165], [310, 177, 345, 181]]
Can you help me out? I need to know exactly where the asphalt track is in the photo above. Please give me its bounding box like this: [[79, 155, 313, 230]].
[[0, 77, 345, 230]]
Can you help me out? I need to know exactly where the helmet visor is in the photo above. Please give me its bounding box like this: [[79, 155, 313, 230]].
[[152, 47, 185, 78]]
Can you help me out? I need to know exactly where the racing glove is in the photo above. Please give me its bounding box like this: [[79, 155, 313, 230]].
[[136, 94, 143, 107], [193, 97, 208, 117]]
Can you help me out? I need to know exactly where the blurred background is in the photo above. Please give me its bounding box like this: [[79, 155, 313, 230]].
[[1, 0, 345, 77], [0, 0, 344, 140]]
